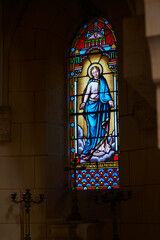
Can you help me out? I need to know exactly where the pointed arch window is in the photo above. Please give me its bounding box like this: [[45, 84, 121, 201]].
[[69, 17, 119, 190]]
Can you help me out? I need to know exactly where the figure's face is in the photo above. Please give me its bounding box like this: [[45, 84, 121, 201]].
[[91, 68, 100, 79]]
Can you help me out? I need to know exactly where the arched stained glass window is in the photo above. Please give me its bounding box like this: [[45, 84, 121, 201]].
[[69, 17, 119, 190]]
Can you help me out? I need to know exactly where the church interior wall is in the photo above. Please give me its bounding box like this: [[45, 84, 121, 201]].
[[0, 0, 159, 239]]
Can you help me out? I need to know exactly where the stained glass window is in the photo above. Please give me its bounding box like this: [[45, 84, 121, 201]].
[[69, 17, 119, 190]]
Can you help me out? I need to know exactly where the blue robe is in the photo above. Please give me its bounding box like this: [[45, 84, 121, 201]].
[[82, 76, 112, 155]]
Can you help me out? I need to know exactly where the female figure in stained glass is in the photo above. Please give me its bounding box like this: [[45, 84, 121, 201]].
[[79, 64, 114, 160]]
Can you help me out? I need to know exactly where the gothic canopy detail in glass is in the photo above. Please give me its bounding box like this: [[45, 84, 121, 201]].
[[69, 17, 119, 190]]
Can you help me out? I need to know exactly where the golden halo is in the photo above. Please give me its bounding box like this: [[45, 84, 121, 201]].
[[87, 63, 103, 78]]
